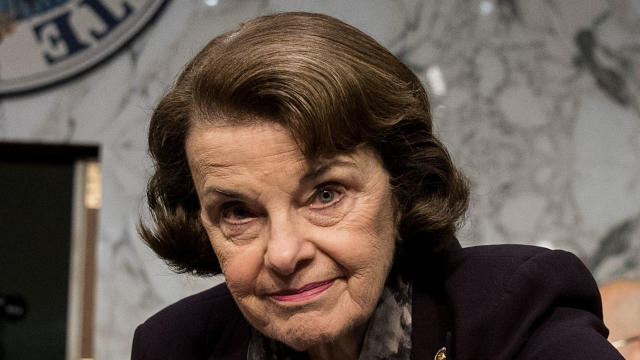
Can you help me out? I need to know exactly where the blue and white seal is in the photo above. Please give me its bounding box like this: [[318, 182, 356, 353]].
[[0, 0, 168, 95]]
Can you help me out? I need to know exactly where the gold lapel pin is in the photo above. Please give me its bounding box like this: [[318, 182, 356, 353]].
[[434, 347, 447, 360]]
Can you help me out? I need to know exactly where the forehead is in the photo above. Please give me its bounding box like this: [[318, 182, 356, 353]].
[[185, 121, 384, 182], [185, 122, 304, 172]]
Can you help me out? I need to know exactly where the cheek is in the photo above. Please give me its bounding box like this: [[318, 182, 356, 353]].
[[208, 234, 263, 297], [322, 210, 395, 275]]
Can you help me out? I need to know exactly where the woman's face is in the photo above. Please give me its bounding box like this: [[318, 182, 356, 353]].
[[186, 121, 396, 351]]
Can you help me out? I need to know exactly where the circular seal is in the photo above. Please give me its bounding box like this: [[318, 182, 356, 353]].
[[0, 0, 168, 95]]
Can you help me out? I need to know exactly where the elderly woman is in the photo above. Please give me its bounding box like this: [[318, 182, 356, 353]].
[[132, 12, 622, 360]]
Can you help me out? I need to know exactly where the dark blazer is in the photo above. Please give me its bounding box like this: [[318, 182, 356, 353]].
[[131, 245, 623, 359]]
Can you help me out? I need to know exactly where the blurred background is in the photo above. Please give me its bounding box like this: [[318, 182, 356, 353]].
[[0, 0, 639, 359]]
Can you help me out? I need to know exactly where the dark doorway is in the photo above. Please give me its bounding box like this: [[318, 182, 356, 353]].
[[0, 144, 98, 360]]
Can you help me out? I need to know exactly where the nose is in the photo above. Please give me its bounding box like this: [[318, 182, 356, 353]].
[[264, 211, 315, 276]]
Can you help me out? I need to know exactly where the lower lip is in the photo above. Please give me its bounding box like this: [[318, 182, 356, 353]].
[[270, 279, 335, 302]]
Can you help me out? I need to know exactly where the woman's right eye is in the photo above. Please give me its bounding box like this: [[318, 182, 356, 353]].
[[220, 203, 255, 225]]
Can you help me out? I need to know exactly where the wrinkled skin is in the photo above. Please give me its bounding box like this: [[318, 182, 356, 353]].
[[186, 121, 396, 359]]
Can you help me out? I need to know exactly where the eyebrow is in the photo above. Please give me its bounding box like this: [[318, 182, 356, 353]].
[[299, 159, 358, 184], [204, 187, 247, 200], [202, 158, 358, 200]]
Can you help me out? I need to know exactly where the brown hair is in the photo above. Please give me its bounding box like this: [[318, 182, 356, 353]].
[[140, 12, 469, 276]]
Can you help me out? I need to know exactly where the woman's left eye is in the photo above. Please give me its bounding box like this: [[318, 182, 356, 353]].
[[317, 190, 335, 203], [310, 186, 344, 208]]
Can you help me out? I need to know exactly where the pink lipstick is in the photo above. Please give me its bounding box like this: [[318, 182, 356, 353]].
[[269, 279, 335, 302]]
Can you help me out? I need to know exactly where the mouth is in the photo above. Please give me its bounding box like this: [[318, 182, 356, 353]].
[[268, 279, 336, 302]]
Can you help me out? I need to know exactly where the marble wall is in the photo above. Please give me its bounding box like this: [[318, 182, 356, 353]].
[[1, 0, 638, 358]]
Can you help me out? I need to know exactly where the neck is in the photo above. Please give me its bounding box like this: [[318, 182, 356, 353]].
[[307, 322, 368, 360]]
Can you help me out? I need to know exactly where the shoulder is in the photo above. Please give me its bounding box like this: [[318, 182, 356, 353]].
[[131, 282, 251, 360], [447, 243, 560, 268], [444, 244, 595, 294], [444, 245, 595, 311], [442, 245, 622, 360]]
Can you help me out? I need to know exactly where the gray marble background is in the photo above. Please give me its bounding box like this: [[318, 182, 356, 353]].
[[1, 0, 639, 358]]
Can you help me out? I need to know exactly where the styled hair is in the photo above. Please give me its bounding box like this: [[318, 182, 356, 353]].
[[140, 12, 469, 276]]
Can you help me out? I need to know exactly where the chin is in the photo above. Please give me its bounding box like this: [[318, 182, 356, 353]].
[[263, 309, 369, 352], [279, 327, 336, 352]]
